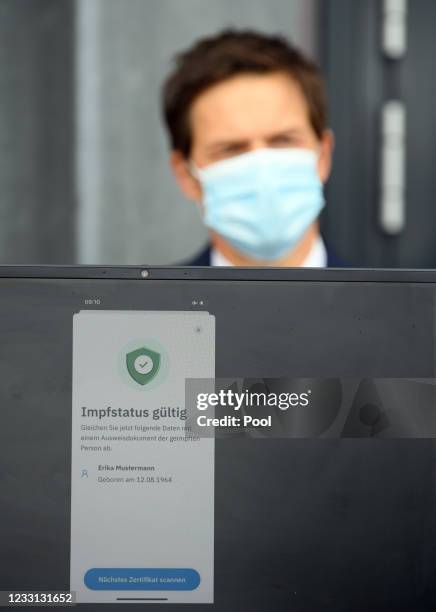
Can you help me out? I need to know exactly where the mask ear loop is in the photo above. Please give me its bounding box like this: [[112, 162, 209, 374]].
[[187, 160, 202, 181], [186, 161, 205, 218], [313, 145, 325, 187]]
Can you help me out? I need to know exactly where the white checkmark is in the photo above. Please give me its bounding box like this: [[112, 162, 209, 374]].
[[134, 355, 153, 375]]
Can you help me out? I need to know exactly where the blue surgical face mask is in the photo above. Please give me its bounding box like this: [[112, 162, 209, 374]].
[[191, 147, 325, 261]]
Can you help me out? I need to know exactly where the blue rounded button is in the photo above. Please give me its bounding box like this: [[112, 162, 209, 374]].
[[84, 568, 201, 591]]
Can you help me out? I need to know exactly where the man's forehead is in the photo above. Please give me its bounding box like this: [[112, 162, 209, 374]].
[[190, 72, 311, 145]]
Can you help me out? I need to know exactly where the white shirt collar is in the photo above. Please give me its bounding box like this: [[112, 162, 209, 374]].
[[210, 235, 327, 268]]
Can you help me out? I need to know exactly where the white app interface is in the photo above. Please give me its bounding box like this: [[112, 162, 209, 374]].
[[70, 311, 215, 603]]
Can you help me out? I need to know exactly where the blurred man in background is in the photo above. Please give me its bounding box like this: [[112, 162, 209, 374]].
[[163, 29, 338, 267]]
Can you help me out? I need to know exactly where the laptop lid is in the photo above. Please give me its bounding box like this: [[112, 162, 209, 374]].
[[0, 265, 435, 611]]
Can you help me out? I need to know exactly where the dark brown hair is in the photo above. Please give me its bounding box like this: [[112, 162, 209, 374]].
[[162, 29, 328, 157]]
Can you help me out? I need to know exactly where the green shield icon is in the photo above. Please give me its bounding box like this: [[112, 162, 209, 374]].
[[126, 347, 161, 386]]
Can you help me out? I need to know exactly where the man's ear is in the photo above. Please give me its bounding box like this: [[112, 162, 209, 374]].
[[170, 150, 202, 202], [317, 129, 335, 184]]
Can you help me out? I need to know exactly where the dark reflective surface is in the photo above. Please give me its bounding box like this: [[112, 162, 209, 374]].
[[0, 278, 435, 611]]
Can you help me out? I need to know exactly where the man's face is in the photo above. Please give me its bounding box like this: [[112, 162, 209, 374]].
[[171, 71, 333, 202]]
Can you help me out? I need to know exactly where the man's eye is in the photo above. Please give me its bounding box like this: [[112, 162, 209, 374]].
[[269, 136, 295, 146], [222, 144, 245, 155], [213, 145, 246, 160]]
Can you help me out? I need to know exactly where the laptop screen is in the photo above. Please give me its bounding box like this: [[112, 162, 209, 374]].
[[0, 267, 435, 611]]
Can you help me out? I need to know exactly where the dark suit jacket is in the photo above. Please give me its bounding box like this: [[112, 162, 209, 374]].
[[183, 241, 345, 267]]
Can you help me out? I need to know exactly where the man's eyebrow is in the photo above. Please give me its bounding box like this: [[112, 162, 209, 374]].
[[266, 127, 306, 138]]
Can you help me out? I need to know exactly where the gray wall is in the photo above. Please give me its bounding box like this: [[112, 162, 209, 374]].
[[0, 0, 75, 264], [76, 0, 318, 265]]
